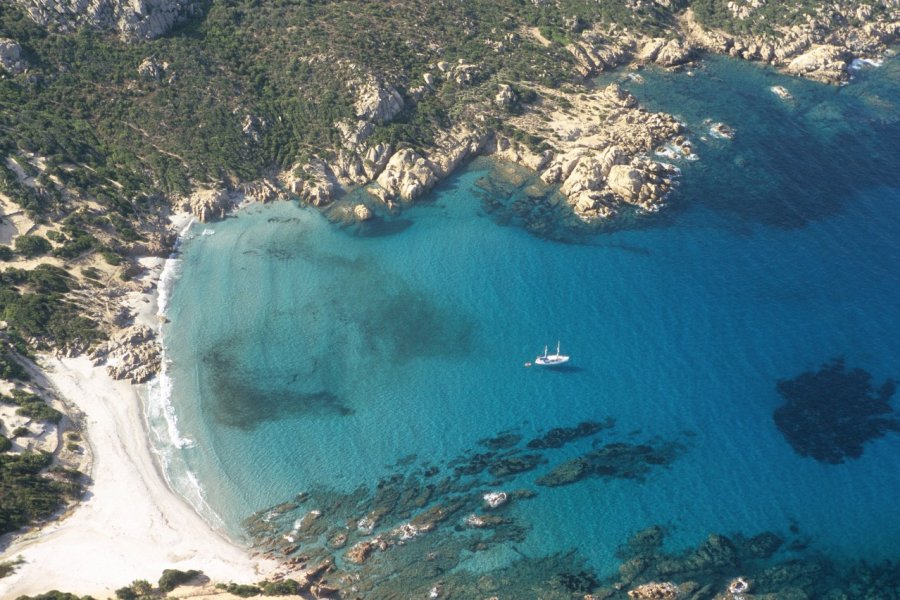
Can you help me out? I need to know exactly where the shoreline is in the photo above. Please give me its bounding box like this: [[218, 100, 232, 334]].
[[0, 214, 276, 598]]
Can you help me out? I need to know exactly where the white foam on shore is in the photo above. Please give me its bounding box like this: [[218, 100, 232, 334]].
[[850, 58, 883, 70], [144, 216, 230, 532]]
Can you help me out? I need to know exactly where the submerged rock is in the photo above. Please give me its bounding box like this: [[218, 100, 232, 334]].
[[528, 419, 615, 449], [536, 439, 687, 487]]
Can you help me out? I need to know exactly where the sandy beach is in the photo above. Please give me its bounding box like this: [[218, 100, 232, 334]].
[[0, 231, 273, 598]]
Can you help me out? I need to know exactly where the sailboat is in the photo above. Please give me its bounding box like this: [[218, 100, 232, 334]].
[[534, 341, 569, 366]]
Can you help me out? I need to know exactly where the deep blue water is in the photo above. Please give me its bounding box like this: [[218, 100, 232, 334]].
[[152, 55, 900, 586]]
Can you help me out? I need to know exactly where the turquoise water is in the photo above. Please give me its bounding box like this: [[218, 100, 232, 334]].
[[153, 55, 900, 590]]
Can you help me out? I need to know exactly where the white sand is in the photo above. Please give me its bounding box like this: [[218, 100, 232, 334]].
[[0, 214, 275, 598], [0, 357, 269, 598]]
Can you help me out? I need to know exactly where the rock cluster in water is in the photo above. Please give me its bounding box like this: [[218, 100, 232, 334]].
[[244, 418, 696, 598], [773, 358, 899, 464], [536, 439, 687, 487]]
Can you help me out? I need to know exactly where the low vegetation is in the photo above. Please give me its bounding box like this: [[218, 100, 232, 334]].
[[0, 449, 83, 536]]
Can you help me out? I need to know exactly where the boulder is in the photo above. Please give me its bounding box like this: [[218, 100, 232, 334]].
[[290, 159, 341, 206], [374, 148, 437, 202], [638, 38, 667, 63], [494, 83, 517, 110], [137, 56, 163, 79], [0, 38, 26, 74], [336, 118, 375, 149], [785, 45, 849, 83], [183, 188, 232, 222], [353, 204, 372, 221], [363, 142, 392, 179], [425, 124, 489, 178], [354, 76, 404, 124], [607, 164, 645, 201], [628, 582, 680, 600], [655, 39, 695, 67]]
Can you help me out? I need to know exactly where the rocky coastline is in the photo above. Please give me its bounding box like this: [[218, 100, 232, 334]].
[[169, 8, 897, 233]]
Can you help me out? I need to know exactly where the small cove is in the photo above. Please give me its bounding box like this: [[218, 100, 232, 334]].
[[152, 54, 900, 591]]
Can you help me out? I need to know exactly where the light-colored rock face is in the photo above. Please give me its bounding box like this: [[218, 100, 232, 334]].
[[287, 159, 340, 206], [374, 148, 437, 202], [137, 56, 162, 79], [353, 204, 372, 221], [10, 0, 196, 40], [363, 143, 393, 180], [785, 45, 849, 83], [182, 187, 232, 222], [607, 164, 644, 200], [90, 324, 160, 384], [354, 77, 404, 124], [567, 28, 636, 76], [627, 581, 681, 600], [425, 124, 489, 178], [655, 38, 695, 67], [494, 84, 517, 110], [682, 6, 899, 85], [0, 38, 26, 74]]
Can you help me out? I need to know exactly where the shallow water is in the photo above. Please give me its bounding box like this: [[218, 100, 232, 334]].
[[153, 54, 900, 589]]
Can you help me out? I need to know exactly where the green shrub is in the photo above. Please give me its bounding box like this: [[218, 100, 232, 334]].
[[224, 583, 261, 597], [12, 426, 29, 438], [0, 556, 24, 578], [130, 580, 152, 595], [13, 236, 52, 258], [0, 435, 11, 452], [158, 569, 201, 592], [9, 392, 63, 424], [262, 579, 303, 596], [114, 587, 136, 600], [0, 450, 83, 536], [0, 346, 29, 381], [0, 245, 12, 261], [100, 250, 122, 266]]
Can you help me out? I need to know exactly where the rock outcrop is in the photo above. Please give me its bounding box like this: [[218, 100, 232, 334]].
[[681, 7, 900, 84], [89, 324, 160, 383], [353, 76, 404, 124], [11, 0, 198, 40], [784, 45, 850, 82], [372, 149, 437, 204], [567, 29, 636, 76], [182, 187, 232, 222], [502, 83, 682, 222], [286, 160, 341, 206], [627, 581, 681, 600], [0, 38, 27, 74]]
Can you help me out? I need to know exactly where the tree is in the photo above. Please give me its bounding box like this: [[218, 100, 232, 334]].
[[13, 235, 52, 258]]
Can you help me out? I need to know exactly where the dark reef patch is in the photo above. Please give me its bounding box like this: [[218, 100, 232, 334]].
[[242, 416, 900, 598], [477, 430, 522, 450], [527, 418, 615, 449], [536, 439, 687, 487], [243, 419, 700, 597], [199, 345, 353, 429], [773, 358, 899, 463]]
